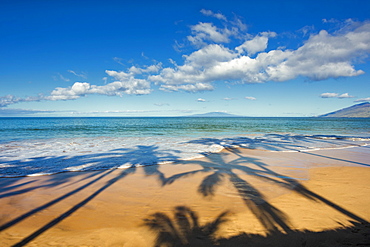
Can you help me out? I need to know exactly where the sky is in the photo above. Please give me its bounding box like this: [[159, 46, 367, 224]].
[[1, 0, 370, 117]]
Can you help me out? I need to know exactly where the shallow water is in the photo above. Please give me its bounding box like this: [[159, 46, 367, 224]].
[[0, 117, 369, 177]]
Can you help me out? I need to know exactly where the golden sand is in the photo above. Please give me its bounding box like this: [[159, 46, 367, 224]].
[[0, 146, 369, 246]]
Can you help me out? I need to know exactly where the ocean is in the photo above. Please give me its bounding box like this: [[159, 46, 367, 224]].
[[0, 117, 369, 177]]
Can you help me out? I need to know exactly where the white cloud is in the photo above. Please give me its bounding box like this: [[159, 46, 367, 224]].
[[2, 17, 370, 106], [58, 73, 70, 82], [0, 108, 56, 115], [197, 98, 206, 102], [245, 96, 256, 100], [232, 17, 247, 32], [265, 26, 369, 81], [47, 69, 153, 101], [320, 93, 340, 98], [223, 97, 234, 101], [128, 64, 162, 75], [354, 97, 370, 102], [200, 9, 227, 21], [338, 93, 354, 98], [184, 44, 237, 68], [299, 25, 315, 37], [152, 21, 370, 90], [320, 92, 354, 98], [0, 95, 43, 107], [141, 52, 149, 59], [68, 70, 87, 79], [236, 32, 277, 56], [160, 83, 214, 92], [149, 44, 238, 91], [46, 82, 90, 100], [90, 110, 159, 114], [187, 22, 231, 46], [2, 62, 156, 106], [322, 18, 338, 24], [186, 11, 246, 48], [0, 95, 21, 107], [113, 57, 125, 66], [99, 70, 152, 95], [154, 103, 170, 107]]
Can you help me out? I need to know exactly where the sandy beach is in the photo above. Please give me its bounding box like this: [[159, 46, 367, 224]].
[[0, 146, 369, 246]]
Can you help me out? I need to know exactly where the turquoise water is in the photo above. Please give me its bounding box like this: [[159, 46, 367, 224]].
[[0, 117, 369, 177], [1, 117, 369, 142]]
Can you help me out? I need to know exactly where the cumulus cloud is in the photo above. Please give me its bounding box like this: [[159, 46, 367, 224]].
[[187, 22, 232, 46], [46, 69, 153, 101], [266, 27, 368, 81], [197, 98, 206, 102], [2, 15, 370, 106], [149, 44, 239, 90], [320, 92, 354, 98], [151, 20, 370, 91], [187, 11, 246, 48], [46, 82, 91, 100], [236, 32, 277, 56]]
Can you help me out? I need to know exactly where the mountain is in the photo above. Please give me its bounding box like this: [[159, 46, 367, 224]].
[[318, 102, 370, 118], [183, 112, 244, 117]]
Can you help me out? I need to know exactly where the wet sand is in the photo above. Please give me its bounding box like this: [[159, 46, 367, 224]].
[[0, 146, 369, 246]]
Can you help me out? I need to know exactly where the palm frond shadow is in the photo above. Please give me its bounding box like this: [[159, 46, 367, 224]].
[[161, 150, 295, 233], [144, 206, 370, 247], [160, 139, 368, 234], [143, 206, 230, 247]]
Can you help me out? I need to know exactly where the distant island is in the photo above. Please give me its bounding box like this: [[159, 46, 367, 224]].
[[318, 102, 370, 118], [182, 103, 370, 118], [183, 112, 244, 117]]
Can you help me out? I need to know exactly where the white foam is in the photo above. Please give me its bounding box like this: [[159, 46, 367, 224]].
[[0, 134, 368, 177]]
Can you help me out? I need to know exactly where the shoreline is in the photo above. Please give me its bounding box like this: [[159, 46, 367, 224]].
[[0, 146, 369, 246], [1, 133, 369, 179]]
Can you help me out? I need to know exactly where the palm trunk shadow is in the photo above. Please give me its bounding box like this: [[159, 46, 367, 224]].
[[229, 173, 292, 233], [10, 168, 135, 247], [0, 169, 115, 232]]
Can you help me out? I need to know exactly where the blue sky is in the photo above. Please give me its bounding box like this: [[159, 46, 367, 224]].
[[1, 0, 370, 117]]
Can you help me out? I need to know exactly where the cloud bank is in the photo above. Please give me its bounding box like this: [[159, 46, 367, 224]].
[[354, 97, 370, 102], [320, 92, 354, 98], [2, 11, 370, 107]]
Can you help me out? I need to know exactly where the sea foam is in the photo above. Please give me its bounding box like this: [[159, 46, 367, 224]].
[[0, 134, 369, 177]]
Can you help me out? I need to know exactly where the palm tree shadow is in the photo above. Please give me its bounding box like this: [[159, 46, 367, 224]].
[[1, 144, 183, 246], [143, 206, 230, 247], [161, 142, 368, 234], [162, 150, 294, 233], [144, 207, 370, 247]]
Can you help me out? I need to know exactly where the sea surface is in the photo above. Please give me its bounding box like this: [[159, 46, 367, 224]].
[[0, 117, 369, 177]]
